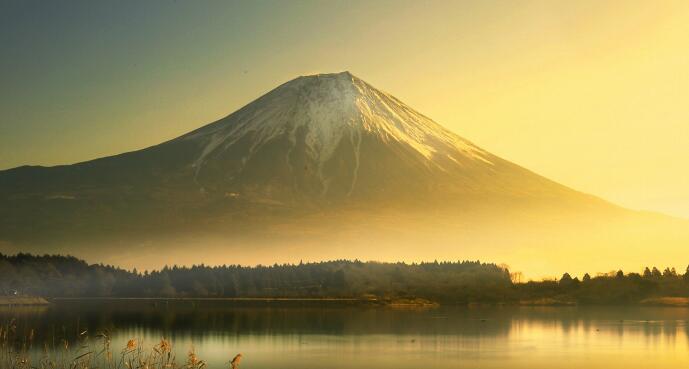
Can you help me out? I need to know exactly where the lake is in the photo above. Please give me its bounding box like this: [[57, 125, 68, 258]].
[[2, 299, 689, 368]]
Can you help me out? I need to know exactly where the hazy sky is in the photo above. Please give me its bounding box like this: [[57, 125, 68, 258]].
[[1, 0, 688, 218]]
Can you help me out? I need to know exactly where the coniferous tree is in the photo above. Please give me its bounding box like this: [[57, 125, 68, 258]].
[[559, 273, 573, 283]]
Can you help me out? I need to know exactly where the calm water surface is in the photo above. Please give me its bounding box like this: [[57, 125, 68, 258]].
[[3, 300, 689, 368]]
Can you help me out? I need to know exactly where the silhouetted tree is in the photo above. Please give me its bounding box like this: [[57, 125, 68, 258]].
[[560, 273, 573, 283], [663, 267, 677, 278]]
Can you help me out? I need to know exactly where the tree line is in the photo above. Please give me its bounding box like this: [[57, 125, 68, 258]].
[[0, 253, 511, 303], [2, 253, 689, 304], [517, 266, 689, 304]]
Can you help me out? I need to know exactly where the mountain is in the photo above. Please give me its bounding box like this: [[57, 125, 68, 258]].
[[0, 72, 687, 277], [180, 71, 599, 206]]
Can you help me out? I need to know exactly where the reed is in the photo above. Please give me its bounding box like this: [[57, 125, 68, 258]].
[[0, 319, 221, 369]]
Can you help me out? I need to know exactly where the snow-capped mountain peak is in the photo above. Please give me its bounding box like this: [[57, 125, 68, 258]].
[[182, 72, 492, 182]]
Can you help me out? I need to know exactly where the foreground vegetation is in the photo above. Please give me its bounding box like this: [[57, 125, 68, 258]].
[[2, 253, 689, 305], [0, 318, 222, 369]]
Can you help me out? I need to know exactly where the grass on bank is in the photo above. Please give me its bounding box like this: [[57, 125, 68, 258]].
[[0, 319, 239, 369]]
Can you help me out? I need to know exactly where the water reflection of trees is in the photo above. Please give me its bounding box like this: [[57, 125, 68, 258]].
[[2, 304, 688, 346], [2, 303, 515, 344]]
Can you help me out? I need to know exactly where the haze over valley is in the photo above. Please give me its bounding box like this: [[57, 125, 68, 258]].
[[1, 72, 686, 278]]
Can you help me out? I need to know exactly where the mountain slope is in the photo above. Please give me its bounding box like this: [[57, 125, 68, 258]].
[[0, 72, 686, 277], [178, 71, 586, 205], [0, 72, 602, 206]]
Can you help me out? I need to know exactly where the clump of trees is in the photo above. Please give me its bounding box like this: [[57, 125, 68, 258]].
[[2, 253, 689, 305], [0, 253, 511, 303], [517, 266, 689, 304]]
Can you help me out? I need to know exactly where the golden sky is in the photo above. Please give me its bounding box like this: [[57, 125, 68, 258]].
[[1, 0, 688, 218]]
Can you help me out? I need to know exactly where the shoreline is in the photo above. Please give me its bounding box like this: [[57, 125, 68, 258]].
[[50, 296, 437, 308], [43, 297, 689, 307], [3, 295, 688, 308], [0, 296, 50, 306]]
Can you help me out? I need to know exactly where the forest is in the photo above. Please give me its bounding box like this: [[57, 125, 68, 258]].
[[1, 253, 689, 304]]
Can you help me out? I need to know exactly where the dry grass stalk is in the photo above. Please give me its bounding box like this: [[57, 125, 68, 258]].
[[0, 320, 239, 369]]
